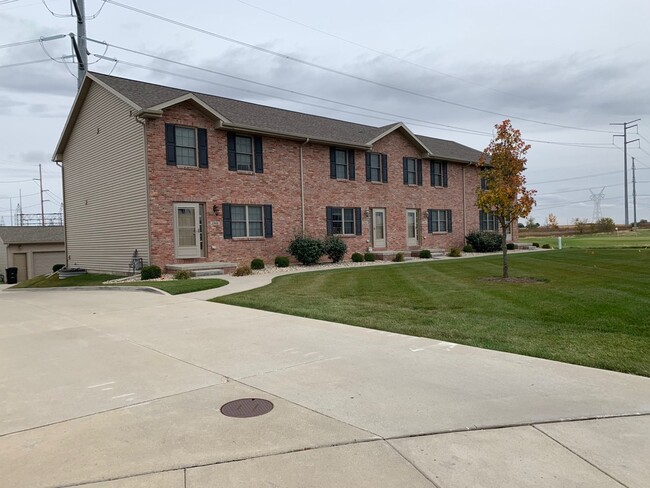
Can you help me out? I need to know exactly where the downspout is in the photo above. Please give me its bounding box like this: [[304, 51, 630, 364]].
[[135, 115, 152, 268], [300, 138, 310, 234]]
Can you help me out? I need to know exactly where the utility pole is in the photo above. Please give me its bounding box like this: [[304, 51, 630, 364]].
[[611, 119, 640, 226], [70, 0, 88, 88], [632, 157, 638, 229]]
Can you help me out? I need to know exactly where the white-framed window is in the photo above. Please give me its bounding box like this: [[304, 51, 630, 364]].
[[480, 210, 499, 232], [404, 158, 417, 185], [231, 205, 264, 238], [428, 209, 452, 233], [165, 124, 208, 168], [175, 126, 197, 166], [431, 161, 448, 187], [326, 206, 361, 236], [330, 148, 355, 180], [235, 135, 253, 172]]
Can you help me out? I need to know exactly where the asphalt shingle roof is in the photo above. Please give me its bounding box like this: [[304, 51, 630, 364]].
[[91, 72, 483, 162], [0, 226, 64, 244]]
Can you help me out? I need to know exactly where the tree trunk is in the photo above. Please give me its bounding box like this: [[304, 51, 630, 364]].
[[502, 226, 509, 278]]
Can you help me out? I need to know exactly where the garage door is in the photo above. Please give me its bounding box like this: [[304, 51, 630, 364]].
[[33, 251, 66, 277]]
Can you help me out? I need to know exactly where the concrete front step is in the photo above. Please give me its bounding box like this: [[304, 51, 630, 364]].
[[166, 262, 238, 276]]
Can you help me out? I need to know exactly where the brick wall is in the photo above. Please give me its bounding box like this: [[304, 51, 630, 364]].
[[146, 103, 488, 268]]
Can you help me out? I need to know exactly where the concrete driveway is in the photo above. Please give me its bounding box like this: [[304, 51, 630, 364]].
[[1, 286, 649, 487]]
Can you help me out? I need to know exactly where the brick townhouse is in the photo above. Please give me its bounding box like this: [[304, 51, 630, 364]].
[[53, 72, 509, 275]]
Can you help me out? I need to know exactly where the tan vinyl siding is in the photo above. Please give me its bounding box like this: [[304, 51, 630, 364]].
[[62, 82, 149, 274]]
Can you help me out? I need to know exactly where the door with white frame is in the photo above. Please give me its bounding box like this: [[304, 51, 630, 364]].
[[372, 208, 386, 249], [174, 203, 204, 258], [406, 209, 419, 247]]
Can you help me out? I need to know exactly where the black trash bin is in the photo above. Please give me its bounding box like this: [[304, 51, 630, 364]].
[[5, 267, 18, 284]]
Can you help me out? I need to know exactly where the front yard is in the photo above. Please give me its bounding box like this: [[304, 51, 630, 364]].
[[214, 249, 650, 377]]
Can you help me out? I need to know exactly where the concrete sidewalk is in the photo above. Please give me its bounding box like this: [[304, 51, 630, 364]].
[[0, 288, 648, 487]]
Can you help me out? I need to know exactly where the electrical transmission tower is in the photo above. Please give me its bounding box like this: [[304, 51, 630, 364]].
[[589, 187, 605, 222]]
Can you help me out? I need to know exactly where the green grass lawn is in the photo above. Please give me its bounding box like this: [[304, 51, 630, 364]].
[[520, 229, 650, 249], [12, 273, 228, 295], [214, 249, 650, 377]]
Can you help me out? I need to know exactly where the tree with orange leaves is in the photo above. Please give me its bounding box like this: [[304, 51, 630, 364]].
[[477, 120, 536, 278]]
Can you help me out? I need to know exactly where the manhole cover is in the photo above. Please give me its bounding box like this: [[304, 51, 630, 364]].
[[220, 398, 274, 418]]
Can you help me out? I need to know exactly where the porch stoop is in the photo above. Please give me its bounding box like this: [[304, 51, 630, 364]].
[[165, 262, 238, 276], [372, 249, 445, 261]]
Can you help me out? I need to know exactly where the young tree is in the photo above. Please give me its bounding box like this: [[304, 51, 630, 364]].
[[477, 120, 536, 278]]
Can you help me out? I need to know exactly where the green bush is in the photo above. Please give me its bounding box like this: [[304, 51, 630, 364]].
[[351, 252, 364, 262], [364, 252, 376, 262], [323, 236, 347, 263], [542, 243, 552, 249], [251, 258, 265, 270], [141, 265, 162, 280], [288, 235, 324, 265], [174, 270, 191, 280], [532, 242, 540, 248], [506, 243, 515, 250], [462, 244, 474, 253], [274, 256, 290, 268], [233, 265, 252, 276], [393, 252, 405, 262], [447, 247, 462, 257], [419, 249, 432, 259], [465, 231, 502, 253], [52, 264, 65, 273], [595, 217, 616, 233]]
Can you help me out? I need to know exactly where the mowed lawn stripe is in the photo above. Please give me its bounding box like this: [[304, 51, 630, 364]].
[[214, 249, 650, 377]]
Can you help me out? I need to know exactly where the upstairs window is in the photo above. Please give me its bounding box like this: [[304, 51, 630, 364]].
[[431, 161, 448, 187], [165, 124, 208, 168], [428, 209, 452, 233], [403, 157, 423, 186], [366, 152, 388, 183], [227, 133, 264, 173], [330, 148, 356, 180], [326, 206, 362, 236]]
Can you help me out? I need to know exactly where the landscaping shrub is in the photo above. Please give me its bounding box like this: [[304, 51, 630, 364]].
[[52, 264, 65, 273], [447, 247, 462, 257], [141, 265, 162, 280], [419, 249, 432, 259], [532, 242, 540, 248], [174, 270, 192, 280], [323, 236, 347, 263], [393, 252, 405, 262], [465, 231, 502, 253], [233, 265, 252, 276], [274, 256, 290, 268], [595, 217, 616, 233], [288, 235, 324, 265], [364, 252, 376, 262], [251, 258, 265, 270], [463, 244, 474, 253], [506, 243, 515, 250], [542, 243, 552, 249], [351, 252, 364, 262]]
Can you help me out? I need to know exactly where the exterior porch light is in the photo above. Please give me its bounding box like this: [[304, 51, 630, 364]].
[[213, 204, 220, 216]]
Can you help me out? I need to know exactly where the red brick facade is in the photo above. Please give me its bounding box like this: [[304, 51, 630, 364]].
[[146, 102, 493, 268]]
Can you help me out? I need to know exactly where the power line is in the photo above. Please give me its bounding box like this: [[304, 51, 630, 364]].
[[530, 170, 620, 186], [0, 58, 51, 69], [0, 33, 66, 49], [103, 0, 616, 135]]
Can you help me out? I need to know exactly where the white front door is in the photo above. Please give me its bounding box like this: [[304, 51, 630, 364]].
[[372, 208, 386, 248], [406, 209, 419, 247], [174, 203, 203, 258]]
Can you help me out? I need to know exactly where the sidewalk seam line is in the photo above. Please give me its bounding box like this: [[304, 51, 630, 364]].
[[532, 424, 631, 488], [386, 439, 444, 488]]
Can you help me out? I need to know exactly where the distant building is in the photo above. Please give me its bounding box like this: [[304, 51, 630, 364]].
[[0, 226, 65, 282]]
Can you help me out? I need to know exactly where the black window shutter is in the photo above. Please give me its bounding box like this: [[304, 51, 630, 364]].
[[254, 136, 264, 173], [430, 161, 435, 186], [447, 210, 453, 233], [329, 148, 337, 179], [443, 162, 448, 187], [402, 157, 408, 184], [263, 204, 273, 237], [227, 133, 237, 171], [381, 154, 388, 183], [348, 149, 355, 180], [197, 128, 208, 168], [365, 153, 371, 182], [427, 209, 433, 233], [355, 207, 362, 235], [165, 124, 176, 165], [326, 207, 333, 235], [222, 204, 232, 239], [417, 159, 423, 186]]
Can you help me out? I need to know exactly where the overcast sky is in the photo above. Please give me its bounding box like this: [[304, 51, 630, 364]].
[[1, 0, 649, 227]]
